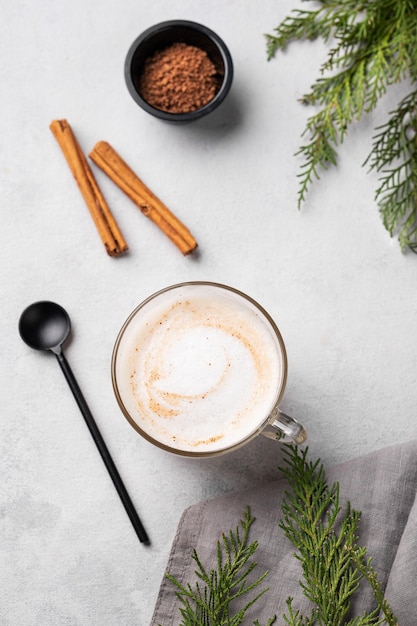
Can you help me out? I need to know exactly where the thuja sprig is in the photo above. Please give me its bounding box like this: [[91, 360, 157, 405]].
[[266, 0, 417, 252], [365, 89, 417, 252], [164, 506, 277, 626], [279, 444, 397, 625]]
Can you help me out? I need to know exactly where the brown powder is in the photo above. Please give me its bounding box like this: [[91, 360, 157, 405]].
[[138, 42, 221, 114]]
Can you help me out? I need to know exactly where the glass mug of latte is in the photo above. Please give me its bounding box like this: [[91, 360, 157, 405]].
[[111, 282, 307, 457]]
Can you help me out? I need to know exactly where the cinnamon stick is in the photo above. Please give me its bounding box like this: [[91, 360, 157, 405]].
[[50, 120, 128, 257], [89, 141, 198, 255]]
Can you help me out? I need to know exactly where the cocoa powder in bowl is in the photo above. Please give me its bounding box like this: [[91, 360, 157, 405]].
[[138, 42, 221, 114], [124, 20, 233, 122]]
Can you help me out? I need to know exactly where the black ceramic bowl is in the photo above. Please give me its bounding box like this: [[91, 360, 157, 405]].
[[124, 20, 233, 122]]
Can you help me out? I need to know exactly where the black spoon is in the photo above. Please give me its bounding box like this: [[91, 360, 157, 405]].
[[18, 300, 149, 544]]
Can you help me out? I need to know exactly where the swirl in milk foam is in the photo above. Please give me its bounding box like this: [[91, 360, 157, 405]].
[[116, 286, 283, 452]]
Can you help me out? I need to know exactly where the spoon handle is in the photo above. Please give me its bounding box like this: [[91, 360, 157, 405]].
[[55, 350, 149, 544]]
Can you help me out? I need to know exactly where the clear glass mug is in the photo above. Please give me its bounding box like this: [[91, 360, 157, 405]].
[[111, 282, 307, 457]]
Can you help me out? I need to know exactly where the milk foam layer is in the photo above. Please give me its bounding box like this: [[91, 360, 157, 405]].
[[113, 284, 285, 453]]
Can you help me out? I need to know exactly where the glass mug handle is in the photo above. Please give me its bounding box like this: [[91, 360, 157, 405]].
[[261, 407, 307, 445]]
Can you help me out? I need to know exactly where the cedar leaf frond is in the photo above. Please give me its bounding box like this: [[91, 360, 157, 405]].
[[266, 0, 417, 252]]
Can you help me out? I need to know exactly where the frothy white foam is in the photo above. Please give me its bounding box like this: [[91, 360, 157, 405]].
[[113, 284, 285, 453]]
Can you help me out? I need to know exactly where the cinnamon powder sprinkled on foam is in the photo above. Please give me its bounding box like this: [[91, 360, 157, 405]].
[[138, 42, 221, 113], [124, 293, 281, 453]]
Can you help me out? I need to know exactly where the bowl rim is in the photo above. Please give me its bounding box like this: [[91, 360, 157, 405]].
[[124, 19, 234, 121]]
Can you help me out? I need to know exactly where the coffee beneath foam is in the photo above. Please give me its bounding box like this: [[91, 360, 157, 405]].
[[113, 284, 284, 453]]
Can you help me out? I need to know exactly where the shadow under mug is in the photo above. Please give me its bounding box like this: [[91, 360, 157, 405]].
[[111, 282, 307, 457]]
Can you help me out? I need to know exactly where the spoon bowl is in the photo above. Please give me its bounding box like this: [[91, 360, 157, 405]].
[[19, 301, 70, 352]]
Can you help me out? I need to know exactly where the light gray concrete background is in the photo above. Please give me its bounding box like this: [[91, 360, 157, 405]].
[[2, 1, 417, 624]]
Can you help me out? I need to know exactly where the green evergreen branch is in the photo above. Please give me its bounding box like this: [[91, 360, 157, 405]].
[[365, 89, 417, 251], [266, 0, 417, 252], [164, 506, 276, 626], [349, 551, 398, 626], [279, 444, 397, 626]]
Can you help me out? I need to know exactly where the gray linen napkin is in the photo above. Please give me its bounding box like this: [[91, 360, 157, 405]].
[[151, 440, 417, 625]]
